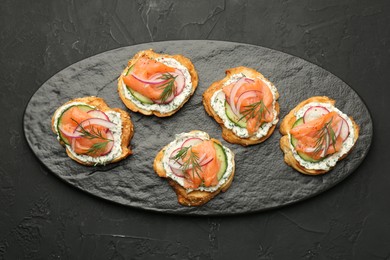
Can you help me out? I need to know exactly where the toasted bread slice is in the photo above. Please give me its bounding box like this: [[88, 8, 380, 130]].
[[52, 96, 133, 166], [153, 130, 235, 206], [118, 49, 198, 117], [279, 96, 359, 175], [203, 66, 280, 146]]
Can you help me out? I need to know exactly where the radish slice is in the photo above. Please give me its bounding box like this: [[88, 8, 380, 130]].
[[245, 78, 255, 83], [236, 90, 262, 114], [70, 130, 114, 156], [339, 118, 350, 141], [59, 125, 83, 139], [87, 110, 111, 133], [74, 118, 116, 134], [199, 156, 213, 167], [131, 72, 169, 85], [170, 166, 185, 178], [334, 120, 344, 138], [100, 130, 114, 155], [152, 70, 185, 102], [87, 110, 110, 121], [170, 148, 184, 165], [153, 93, 175, 104], [303, 146, 317, 153], [229, 77, 248, 115], [169, 155, 213, 170], [181, 138, 203, 148], [303, 106, 330, 123], [172, 69, 185, 96]]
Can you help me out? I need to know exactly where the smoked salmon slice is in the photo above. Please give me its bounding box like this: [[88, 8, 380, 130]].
[[123, 57, 177, 101], [182, 140, 220, 189]]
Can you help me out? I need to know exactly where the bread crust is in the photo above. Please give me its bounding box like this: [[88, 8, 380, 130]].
[[153, 130, 235, 206], [51, 96, 133, 166], [279, 96, 360, 175], [202, 66, 280, 146], [117, 49, 198, 117]]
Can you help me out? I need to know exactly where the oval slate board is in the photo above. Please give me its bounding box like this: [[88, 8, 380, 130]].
[[24, 40, 372, 215]]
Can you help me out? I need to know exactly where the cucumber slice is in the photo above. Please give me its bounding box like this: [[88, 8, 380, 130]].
[[297, 151, 321, 163], [124, 64, 154, 105], [127, 88, 154, 105], [290, 118, 303, 147], [213, 142, 228, 180], [57, 105, 94, 145], [290, 117, 321, 163], [125, 64, 134, 76], [225, 101, 247, 128]]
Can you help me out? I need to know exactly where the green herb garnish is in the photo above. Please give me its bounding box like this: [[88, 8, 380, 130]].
[[171, 146, 203, 181], [72, 118, 113, 155], [158, 73, 177, 102], [238, 100, 270, 125], [86, 141, 111, 155], [313, 117, 337, 156]]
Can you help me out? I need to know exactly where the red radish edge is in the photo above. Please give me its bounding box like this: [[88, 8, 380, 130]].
[[181, 138, 203, 148], [101, 130, 114, 156], [303, 106, 330, 123], [169, 154, 213, 171], [153, 93, 175, 104], [169, 148, 183, 165], [199, 156, 213, 167], [70, 130, 114, 157], [229, 78, 246, 115], [173, 69, 185, 96], [170, 166, 185, 178], [87, 110, 111, 133], [74, 118, 116, 134], [335, 120, 343, 138], [131, 72, 168, 85], [339, 118, 350, 141], [87, 110, 110, 121], [229, 77, 255, 116], [152, 70, 185, 103], [59, 125, 83, 139]]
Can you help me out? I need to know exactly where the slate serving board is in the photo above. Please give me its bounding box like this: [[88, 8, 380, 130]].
[[23, 40, 372, 215]]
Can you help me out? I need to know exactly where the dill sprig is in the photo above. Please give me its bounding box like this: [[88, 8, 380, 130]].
[[71, 118, 113, 155], [238, 100, 270, 125], [158, 73, 177, 102], [313, 117, 337, 156], [86, 141, 111, 155], [171, 146, 204, 181]]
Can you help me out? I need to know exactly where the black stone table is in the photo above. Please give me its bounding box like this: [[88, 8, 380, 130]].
[[1, 1, 389, 258]]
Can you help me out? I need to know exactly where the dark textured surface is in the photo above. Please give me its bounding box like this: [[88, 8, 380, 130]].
[[1, 0, 390, 258], [24, 41, 372, 215]]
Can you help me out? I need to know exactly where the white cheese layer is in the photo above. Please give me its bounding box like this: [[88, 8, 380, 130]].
[[289, 102, 356, 171], [122, 57, 192, 114], [162, 132, 234, 193], [53, 102, 123, 165], [210, 73, 279, 139]]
